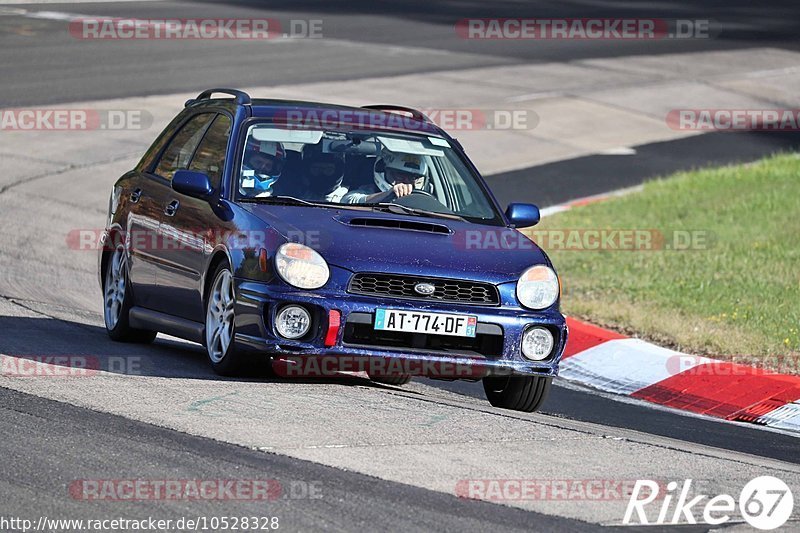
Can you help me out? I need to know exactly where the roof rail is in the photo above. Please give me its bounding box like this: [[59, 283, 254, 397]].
[[185, 88, 252, 107], [361, 104, 430, 122]]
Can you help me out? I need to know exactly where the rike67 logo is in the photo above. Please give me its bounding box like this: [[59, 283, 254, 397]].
[[624, 476, 794, 529]]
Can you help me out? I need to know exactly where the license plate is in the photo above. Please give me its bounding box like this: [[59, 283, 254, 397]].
[[374, 308, 477, 337]]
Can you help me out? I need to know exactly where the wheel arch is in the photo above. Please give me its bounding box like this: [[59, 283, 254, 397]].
[[99, 227, 126, 290], [203, 246, 233, 305]]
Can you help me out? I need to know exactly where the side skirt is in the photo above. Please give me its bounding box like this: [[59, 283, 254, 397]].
[[129, 306, 204, 343]]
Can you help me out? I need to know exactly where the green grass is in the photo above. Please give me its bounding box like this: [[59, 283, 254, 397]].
[[528, 153, 800, 363]]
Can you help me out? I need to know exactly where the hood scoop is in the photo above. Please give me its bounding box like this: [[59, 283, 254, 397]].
[[345, 217, 452, 235]]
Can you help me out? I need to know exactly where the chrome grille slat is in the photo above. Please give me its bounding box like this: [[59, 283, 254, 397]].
[[348, 273, 499, 305]]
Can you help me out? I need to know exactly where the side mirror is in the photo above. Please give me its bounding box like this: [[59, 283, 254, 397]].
[[172, 170, 213, 200], [506, 203, 540, 228]]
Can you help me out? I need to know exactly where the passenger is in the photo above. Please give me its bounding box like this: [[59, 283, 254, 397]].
[[302, 150, 348, 202], [240, 140, 285, 197], [342, 149, 428, 204]]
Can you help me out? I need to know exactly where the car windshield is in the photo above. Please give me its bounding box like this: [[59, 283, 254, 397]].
[[237, 124, 500, 222]]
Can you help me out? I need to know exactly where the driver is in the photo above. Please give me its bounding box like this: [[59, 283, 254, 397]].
[[343, 148, 428, 204], [240, 140, 286, 197]]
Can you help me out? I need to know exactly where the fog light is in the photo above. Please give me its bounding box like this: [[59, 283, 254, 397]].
[[521, 327, 554, 361], [275, 305, 311, 339]]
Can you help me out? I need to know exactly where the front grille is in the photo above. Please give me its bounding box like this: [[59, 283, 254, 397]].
[[348, 273, 500, 306]]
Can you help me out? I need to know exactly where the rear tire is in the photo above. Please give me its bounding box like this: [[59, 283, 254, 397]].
[[482, 375, 551, 412], [367, 372, 412, 386], [204, 263, 246, 376], [103, 245, 157, 344]]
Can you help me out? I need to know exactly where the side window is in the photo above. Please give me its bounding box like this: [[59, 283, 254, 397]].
[[189, 115, 232, 191], [136, 117, 180, 172], [153, 113, 214, 181]]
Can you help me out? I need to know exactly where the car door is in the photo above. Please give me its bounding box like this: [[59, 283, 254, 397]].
[[124, 171, 163, 309], [144, 112, 215, 315], [123, 115, 185, 309], [158, 113, 233, 322]]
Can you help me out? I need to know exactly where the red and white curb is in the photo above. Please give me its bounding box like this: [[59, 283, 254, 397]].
[[539, 192, 800, 434], [560, 318, 800, 434]]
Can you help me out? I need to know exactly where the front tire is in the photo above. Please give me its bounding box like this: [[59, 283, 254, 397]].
[[482, 375, 551, 412], [103, 245, 156, 344], [204, 263, 245, 376]]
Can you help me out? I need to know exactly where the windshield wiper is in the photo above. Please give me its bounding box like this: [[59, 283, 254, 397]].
[[240, 195, 326, 207], [240, 195, 382, 214], [371, 203, 465, 221]]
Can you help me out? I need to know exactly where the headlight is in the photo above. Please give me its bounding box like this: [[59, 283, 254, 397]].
[[516, 265, 559, 310], [275, 243, 330, 289]]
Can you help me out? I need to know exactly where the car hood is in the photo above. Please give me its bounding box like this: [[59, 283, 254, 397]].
[[243, 204, 549, 284]]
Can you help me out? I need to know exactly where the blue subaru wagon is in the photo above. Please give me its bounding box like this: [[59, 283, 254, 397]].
[[99, 88, 567, 412]]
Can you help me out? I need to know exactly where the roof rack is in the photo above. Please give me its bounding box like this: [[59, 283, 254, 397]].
[[361, 104, 430, 123], [185, 88, 251, 107]]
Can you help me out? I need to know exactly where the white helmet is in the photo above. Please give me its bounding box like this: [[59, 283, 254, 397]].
[[374, 149, 428, 192]]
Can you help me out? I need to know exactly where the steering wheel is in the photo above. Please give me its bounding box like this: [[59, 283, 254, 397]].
[[387, 188, 436, 202], [388, 188, 458, 215]]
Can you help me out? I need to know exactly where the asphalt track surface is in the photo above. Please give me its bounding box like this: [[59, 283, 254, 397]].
[[0, 386, 598, 532], [2, 0, 800, 106], [1, 1, 799, 531], [485, 131, 800, 208]]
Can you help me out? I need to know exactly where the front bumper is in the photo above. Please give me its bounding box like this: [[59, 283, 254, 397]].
[[232, 274, 567, 379]]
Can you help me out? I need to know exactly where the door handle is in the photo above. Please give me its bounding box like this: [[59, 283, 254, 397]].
[[164, 200, 180, 217], [129, 188, 142, 203]]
